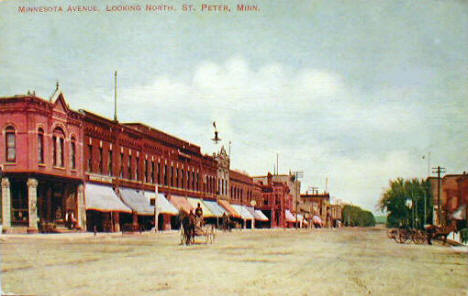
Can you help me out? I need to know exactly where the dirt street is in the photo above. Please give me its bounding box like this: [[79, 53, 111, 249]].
[[1, 227, 467, 296]]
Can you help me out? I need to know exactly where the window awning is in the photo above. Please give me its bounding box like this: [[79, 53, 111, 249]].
[[85, 183, 132, 213], [245, 207, 269, 221], [186, 197, 216, 218], [232, 204, 255, 220], [202, 200, 226, 218], [255, 210, 269, 222], [285, 210, 297, 222], [218, 199, 242, 219], [168, 195, 193, 214], [118, 188, 154, 216], [144, 192, 179, 215]]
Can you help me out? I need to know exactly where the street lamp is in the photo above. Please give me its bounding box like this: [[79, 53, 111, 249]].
[[406, 198, 413, 228]]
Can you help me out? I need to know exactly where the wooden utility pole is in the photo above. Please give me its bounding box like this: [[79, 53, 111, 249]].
[[432, 166, 446, 225]]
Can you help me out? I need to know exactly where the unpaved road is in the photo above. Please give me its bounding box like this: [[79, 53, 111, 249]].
[[1, 227, 467, 296]]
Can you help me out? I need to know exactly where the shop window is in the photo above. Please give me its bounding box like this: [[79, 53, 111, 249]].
[[11, 182, 28, 225], [38, 128, 44, 163]]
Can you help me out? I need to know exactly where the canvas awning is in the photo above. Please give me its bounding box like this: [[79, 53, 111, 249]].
[[203, 200, 226, 217], [255, 210, 270, 221], [244, 207, 268, 221], [285, 210, 296, 223], [186, 197, 216, 218], [144, 192, 178, 215], [168, 195, 193, 214], [85, 183, 131, 213], [312, 215, 323, 224], [218, 199, 242, 219], [232, 204, 255, 220], [118, 188, 154, 215], [245, 206, 268, 221]]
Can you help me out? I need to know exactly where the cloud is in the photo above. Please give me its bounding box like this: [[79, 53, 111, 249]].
[[70, 56, 464, 213]]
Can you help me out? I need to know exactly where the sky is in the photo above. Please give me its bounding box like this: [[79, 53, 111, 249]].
[[0, 0, 467, 213]]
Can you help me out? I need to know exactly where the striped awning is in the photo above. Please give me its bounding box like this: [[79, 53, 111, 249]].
[[203, 200, 226, 217], [255, 210, 269, 221], [245, 207, 269, 222], [144, 192, 178, 215], [285, 210, 297, 222], [118, 188, 154, 216], [169, 195, 193, 214], [85, 183, 132, 213], [232, 204, 255, 220], [218, 199, 242, 218], [186, 197, 216, 218]]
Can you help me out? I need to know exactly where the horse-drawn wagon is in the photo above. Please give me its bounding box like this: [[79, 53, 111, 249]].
[[180, 213, 215, 245]]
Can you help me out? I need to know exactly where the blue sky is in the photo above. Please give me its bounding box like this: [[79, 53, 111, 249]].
[[1, 0, 467, 212]]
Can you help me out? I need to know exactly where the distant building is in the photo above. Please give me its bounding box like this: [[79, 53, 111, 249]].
[[300, 191, 330, 225], [429, 173, 468, 226], [253, 173, 292, 228], [253, 172, 300, 212]]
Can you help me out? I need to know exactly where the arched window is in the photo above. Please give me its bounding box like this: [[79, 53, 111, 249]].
[[5, 126, 16, 162], [52, 127, 65, 167], [70, 136, 76, 169], [38, 128, 44, 164]]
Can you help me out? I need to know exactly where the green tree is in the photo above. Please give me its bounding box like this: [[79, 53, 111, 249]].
[[342, 205, 376, 227], [378, 178, 433, 228]]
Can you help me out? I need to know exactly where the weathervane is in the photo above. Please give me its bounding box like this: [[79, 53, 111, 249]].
[[212, 121, 221, 144]]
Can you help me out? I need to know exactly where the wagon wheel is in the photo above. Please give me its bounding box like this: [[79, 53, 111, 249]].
[[396, 229, 410, 244], [180, 228, 185, 245], [211, 227, 216, 244], [413, 230, 426, 244], [208, 226, 215, 244]]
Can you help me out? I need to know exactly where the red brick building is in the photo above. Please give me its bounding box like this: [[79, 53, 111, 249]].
[[0, 88, 293, 233], [429, 173, 468, 226], [0, 91, 84, 233], [0, 90, 221, 233], [253, 173, 292, 228]]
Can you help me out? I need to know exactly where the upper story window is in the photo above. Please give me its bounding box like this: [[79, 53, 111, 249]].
[[128, 155, 132, 179], [108, 149, 113, 176], [5, 126, 16, 162], [120, 152, 124, 178], [87, 144, 93, 172], [38, 128, 44, 164], [136, 157, 140, 180], [70, 137, 76, 169], [99, 147, 103, 174], [53, 127, 65, 168]]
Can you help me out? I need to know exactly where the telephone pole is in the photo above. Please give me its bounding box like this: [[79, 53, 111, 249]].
[[432, 166, 446, 225]]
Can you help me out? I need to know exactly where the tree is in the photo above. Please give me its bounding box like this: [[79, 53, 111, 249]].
[[342, 205, 376, 227], [378, 178, 433, 228]]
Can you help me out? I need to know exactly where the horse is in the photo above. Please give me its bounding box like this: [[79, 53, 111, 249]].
[[181, 212, 196, 245], [425, 220, 458, 245]]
